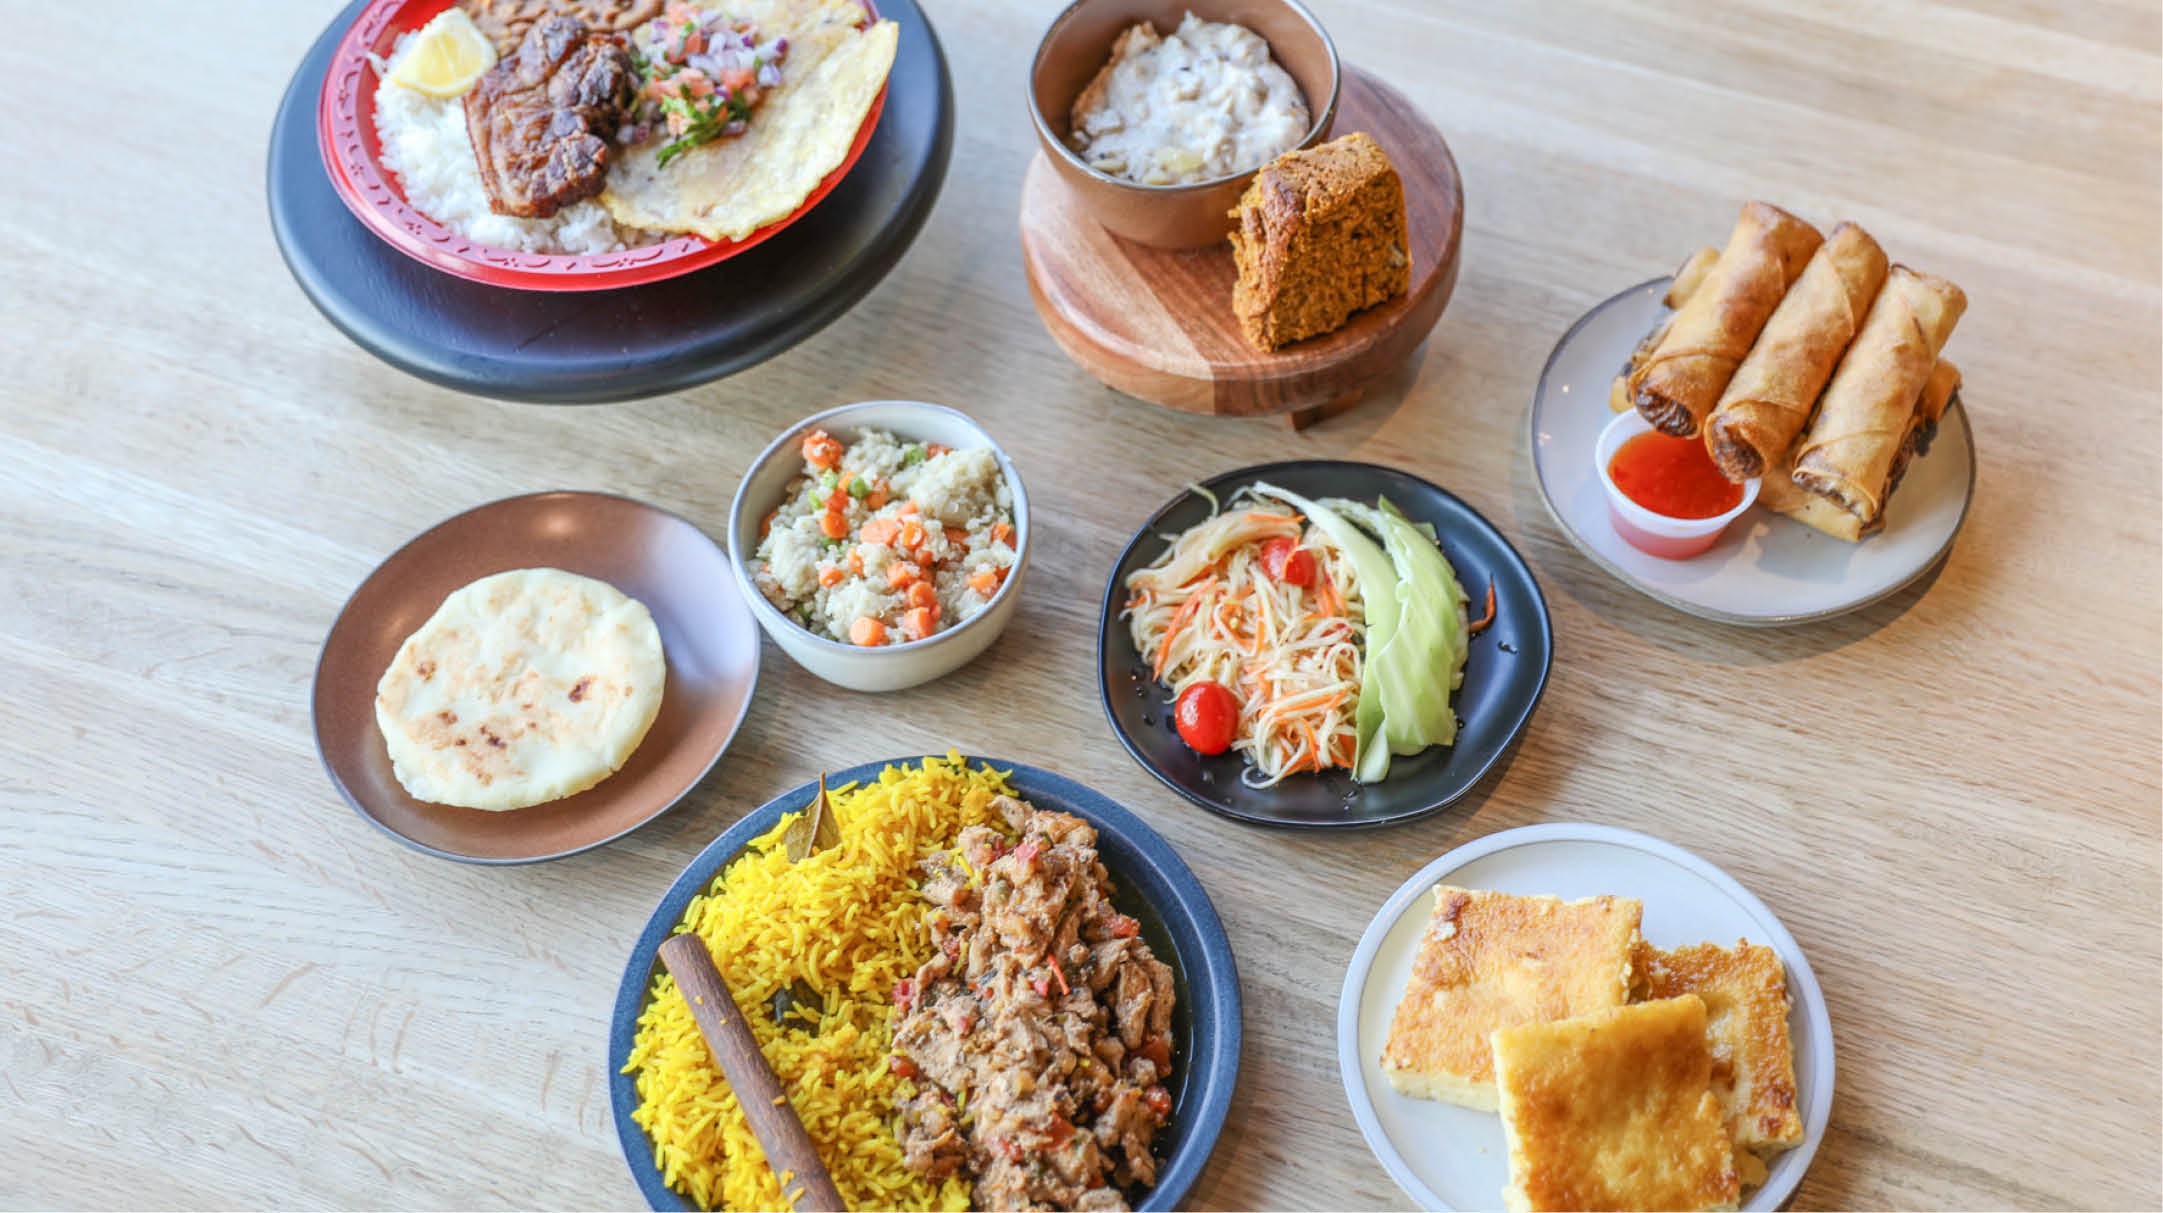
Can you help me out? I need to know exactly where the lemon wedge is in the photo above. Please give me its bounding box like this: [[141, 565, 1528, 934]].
[[387, 8, 497, 99]]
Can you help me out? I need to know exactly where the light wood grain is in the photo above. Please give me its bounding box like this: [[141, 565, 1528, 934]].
[[1, 0, 2157, 1209], [1020, 67, 1464, 424]]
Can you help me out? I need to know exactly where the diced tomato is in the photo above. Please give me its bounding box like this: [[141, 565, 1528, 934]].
[[1139, 1035, 1173, 1076], [1174, 681, 1239, 755], [818, 566, 844, 587], [902, 607, 937, 640], [889, 1055, 918, 1079], [1259, 536, 1316, 587], [721, 67, 754, 93], [887, 561, 920, 589], [892, 978, 915, 1008], [1107, 913, 1140, 939], [679, 68, 713, 98], [850, 616, 887, 646], [906, 581, 938, 610], [1143, 1085, 1172, 1117], [1031, 976, 1051, 999], [801, 430, 843, 469], [819, 510, 848, 540], [1013, 838, 1043, 867]]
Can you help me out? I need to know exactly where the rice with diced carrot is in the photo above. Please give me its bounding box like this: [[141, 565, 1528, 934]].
[[623, 753, 1015, 1211], [754, 428, 1018, 647]]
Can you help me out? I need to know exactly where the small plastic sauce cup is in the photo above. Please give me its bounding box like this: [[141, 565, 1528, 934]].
[[1594, 409, 1760, 559]]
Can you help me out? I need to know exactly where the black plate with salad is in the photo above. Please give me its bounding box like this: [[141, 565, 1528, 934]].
[[1096, 461, 1552, 828]]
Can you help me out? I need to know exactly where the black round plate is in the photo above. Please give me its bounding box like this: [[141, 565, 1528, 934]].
[[609, 757, 1240, 1211], [264, 0, 953, 403], [1097, 461, 1553, 829]]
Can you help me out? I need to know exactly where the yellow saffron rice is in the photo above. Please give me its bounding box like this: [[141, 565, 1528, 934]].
[[623, 752, 1015, 1211]]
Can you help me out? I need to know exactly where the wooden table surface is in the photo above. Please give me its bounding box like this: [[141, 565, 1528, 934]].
[[4, 0, 2157, 1208]]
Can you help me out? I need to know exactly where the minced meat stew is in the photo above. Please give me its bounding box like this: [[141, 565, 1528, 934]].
[[890, 795, 1177, 1211]]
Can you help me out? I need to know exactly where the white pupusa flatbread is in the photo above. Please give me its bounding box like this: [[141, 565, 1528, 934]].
[[375, 568, 666, 810]]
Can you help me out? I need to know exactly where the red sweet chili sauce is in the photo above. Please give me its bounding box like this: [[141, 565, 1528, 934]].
[[1608, 430, 1744, 519]]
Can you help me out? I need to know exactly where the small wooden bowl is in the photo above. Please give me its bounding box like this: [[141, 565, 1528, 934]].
[[1028, 0, 1341, 250]]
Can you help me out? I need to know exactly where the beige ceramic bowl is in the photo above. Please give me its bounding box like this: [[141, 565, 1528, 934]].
[[1029, 0, 1341, 250], [728, 401, 1030, 693]]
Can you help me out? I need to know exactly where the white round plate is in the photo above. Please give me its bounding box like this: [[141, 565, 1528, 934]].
[[1530, 278, 1975, 625], [1337, 823, 1833, 1211]]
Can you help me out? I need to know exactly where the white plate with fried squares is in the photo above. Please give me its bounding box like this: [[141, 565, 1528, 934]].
[[1337, 823, 1833, 1211]]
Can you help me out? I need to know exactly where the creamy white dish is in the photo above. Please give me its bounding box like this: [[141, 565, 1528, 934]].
[[1067, 14, 1310, 187]]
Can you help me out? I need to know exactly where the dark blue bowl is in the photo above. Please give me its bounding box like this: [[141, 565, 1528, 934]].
[[1097, 460, 1554, 828], [609, 758, 1241, 1210]]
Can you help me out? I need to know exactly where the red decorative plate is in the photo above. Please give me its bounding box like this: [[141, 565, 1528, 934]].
[[315, 0, 887, 292]]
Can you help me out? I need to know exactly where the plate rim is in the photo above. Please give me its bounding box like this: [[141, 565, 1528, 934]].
[[1334, 821, 1836, 1211], [310, 489, 760, 864], [1093, 458, 1554, 830], [1526, 277, 1978, 627], [312, 0, 890, 292], [605, 755, 1243, 1211]]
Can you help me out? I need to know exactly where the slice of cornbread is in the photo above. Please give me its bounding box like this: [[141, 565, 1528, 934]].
[[1228, 131, 1410, 351], [1642, 940, 1803, 1153], [1379, 886, 1642, 1110], [1493, 995, 1741, 1213]]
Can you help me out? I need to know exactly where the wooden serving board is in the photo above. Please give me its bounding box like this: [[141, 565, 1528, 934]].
[[1020, 66, 1463, 428]]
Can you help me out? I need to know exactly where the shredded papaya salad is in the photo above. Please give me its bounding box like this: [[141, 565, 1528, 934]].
[[1124, 483, 1496, 788], [1124, 492, 1367, 784]]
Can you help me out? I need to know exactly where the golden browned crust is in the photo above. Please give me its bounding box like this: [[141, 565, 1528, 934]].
[[1789, 265, 1967, 520], [1643, 940, 1803, 1153], [1379, 886, 1642, 1110], [1630, 201, 1823, 437], [1761, 356, 1961, 542], [1493, 996, 1741, 1213], [1229, 132, 1410, 352]]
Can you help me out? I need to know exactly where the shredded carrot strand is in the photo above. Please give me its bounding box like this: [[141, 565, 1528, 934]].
[[1469, 583, 1497, 634]]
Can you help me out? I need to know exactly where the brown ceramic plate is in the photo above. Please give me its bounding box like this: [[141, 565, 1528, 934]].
[[312, 492, 760, 863]]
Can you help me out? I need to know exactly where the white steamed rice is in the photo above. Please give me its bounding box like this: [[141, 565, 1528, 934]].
[[755, 429, 1018, 646]]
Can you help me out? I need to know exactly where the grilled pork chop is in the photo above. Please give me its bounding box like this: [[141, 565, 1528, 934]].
[[462, 16, 633, 219]]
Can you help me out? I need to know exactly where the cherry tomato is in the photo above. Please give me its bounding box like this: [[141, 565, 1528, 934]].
[[1174, 682, 1238, 755], [1259, 536, 1316, 587]]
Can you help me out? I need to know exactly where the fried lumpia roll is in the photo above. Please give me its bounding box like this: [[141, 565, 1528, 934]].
[[1664, 245, 1721, 309], [1630, 202, 1823, 436], [1610, 246, 1721, 412], [1791, 266, 1967, 521], [1762, 358, 1961, 542], [1704, 222, 1889, 479], [1883, 358, 1961, 499]]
